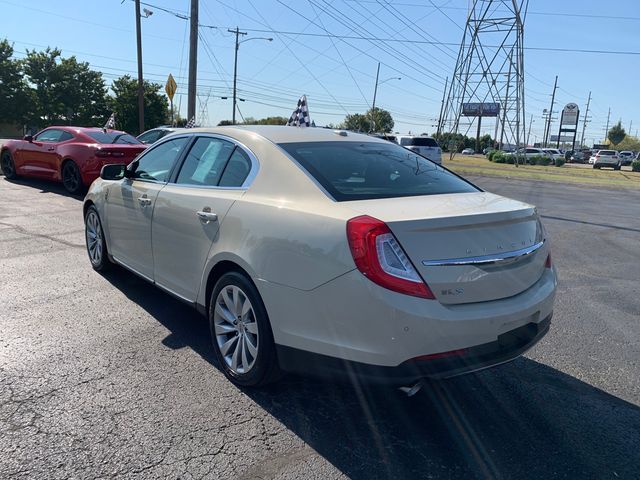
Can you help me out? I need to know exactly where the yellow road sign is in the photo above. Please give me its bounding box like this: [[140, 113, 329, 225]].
[[165, 74, 177, 101]]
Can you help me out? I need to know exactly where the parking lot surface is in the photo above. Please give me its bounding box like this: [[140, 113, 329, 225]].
[[1, 175, 639, 479]]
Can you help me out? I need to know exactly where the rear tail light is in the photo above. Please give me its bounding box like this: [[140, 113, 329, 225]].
[[346, 215, 435, 299], [96, 150, 125, 158], [409, 348, 467, 362]]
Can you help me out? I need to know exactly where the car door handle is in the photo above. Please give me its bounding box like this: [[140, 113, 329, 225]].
[[137, 196, 152, 206], [196, 210, 218, 223], [47, 147, 55, 151]]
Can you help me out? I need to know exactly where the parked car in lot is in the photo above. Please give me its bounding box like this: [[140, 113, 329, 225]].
[[505, 147, 552, 162], [396, 135, 442, 164], [618, 151, 634, 166], [137, 126, 186, 145], [461, 148, 475, 155], [83, 126, 556, 388], [369, 133, 397, 143], [543, 148, 563, 161], [1, 126, 146, 194], [591, 150, 621, 169]]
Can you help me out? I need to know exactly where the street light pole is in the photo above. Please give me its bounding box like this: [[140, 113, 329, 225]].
[[371, 62, 380, 132], [187, 0, 198, 124], [134, 0, 144, 134]]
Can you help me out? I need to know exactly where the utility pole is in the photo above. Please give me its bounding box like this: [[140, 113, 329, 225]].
[[544, 75, 558, 148], [187, 0, 198, 123], [229, 26, 247, 125], [436, 76, 448, 140], [629, 120, 632, 135], [604, 107, 611, 143], [579, 91, 591, 149], [370, 62, 381, 133], [134, 0, 144, 134]]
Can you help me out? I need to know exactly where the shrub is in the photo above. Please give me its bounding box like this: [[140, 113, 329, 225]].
[[554, 158, 565, 167], [493, 153, 507, 163], [505, 155, 515, 164], [632, 160, 640, 172], [532, 156, 552, 166]]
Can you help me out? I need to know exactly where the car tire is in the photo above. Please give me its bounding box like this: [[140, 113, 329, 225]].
[[1, 150, 18, 179], [84, 205, 111, 272], [614, 164, 621, 171], [61, 160, 84, 195], [209, 271, 282, 387]]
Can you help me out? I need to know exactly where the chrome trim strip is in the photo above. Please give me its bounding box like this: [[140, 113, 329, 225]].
[[111, 256, 154, 283], [422, 240, 545, 267]]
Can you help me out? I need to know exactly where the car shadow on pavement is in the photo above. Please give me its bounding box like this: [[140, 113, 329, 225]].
[[102, 267, 640, 480], [1, 177, 85, 199]]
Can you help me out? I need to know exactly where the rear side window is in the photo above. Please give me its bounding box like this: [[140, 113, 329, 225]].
[[59, 131, 74, 141], [219, 148, 251, 187], [400, 137, 438, 147], [279, 141, 478, 201], [176, 137, 235, 186], [137, 130, 163, 145]]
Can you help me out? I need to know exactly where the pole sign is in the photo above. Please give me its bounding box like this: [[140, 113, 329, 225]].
[[560, 103, 579, 126], [462, 102, 500, 117], [165, 74, 177, 101]]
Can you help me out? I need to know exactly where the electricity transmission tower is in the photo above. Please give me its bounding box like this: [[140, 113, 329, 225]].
[[440, 0, 528, 153]]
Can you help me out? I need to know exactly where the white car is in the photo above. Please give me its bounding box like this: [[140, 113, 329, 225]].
[[461, 148, 475, 155], [83, 126, 556, 388], [506, 148, 552, 162], [543, 148, 563, 161], [591, 150, 621, 170], [396, 135, 442, 164]]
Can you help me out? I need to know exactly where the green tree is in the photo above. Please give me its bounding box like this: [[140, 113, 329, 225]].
[[607, 121, 626, 146], [611, 135, 640, 152], [107, 75, 169, 135], [22, 47, 108, 126], [243, 116, 289, 125], [341, 107, 394, 133], [0, 39, 35, 125]]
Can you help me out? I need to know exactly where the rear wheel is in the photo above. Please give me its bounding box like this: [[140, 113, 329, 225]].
[[62, 160, 83, 194], [1, 151, 18, 179], [209, 271, 281, 387]]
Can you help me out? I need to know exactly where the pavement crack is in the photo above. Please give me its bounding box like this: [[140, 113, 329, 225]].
[[0, 221, 84, 248]]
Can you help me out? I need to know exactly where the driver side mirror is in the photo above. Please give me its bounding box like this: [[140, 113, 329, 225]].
[[23, 135, 33, 143], [100, 164, 126, 181]]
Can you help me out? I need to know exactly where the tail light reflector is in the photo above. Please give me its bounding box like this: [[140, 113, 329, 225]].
[[410, 348, 467, 362], [346, 215, 435, 299], [545, 252, 552, 268]]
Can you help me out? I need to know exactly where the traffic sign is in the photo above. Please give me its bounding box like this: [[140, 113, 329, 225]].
[[165, 74, 177, 101]]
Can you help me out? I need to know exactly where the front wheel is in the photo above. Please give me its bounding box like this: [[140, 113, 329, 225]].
[[62, 161, 84, 194], [209, 272, 281, 387], [1, 151, 18, 179], [84, 206, 111, 272]]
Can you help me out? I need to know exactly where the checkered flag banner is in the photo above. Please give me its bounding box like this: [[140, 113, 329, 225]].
[[103, 113, 115, 130], [185, 116, 196, 128], [286, 95, 311, 127]]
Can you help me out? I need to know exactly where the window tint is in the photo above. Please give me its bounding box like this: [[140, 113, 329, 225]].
[[59, 131, 74, 142], [400, 137, 438, 147], [526, 149, 539, 154], [86, 131, 141, 144], [132, 137, 189, 182], [35, 129, 64, 142], [137, 130, 163, 144], [279, 141, 478, 201], [176, 137, 235, 186], [600, 150, 616, 155], [219, 148, 251, 187]]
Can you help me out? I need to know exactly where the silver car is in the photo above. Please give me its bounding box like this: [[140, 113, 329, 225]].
[[83, 126, 556, 388]]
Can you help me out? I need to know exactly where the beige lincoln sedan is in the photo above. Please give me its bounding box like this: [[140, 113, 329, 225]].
[[83, 126, 557, 388]]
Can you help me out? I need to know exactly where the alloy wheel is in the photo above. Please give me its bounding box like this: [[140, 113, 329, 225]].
[[213, 285, 259, 374], [1, 154, 14, 177], [85, 211, 103, 266], [63, 162, 80, 193]]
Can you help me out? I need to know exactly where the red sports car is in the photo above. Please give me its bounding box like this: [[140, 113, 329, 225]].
[[1, 126, 147, 194]]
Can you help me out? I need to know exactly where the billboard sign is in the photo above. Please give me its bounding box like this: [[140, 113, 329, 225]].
[[551, 135, 576, 142], [560, 103, 579, 126], [462, 102, 500, 117]]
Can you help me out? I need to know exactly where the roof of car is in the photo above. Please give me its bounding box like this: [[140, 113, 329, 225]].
[[178, 125, 390, 144]]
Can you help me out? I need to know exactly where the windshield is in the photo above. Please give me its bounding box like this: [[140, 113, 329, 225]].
[[86, 131, 142, 145], [399, 137, 439, 147], [279, 141, 478, 201]]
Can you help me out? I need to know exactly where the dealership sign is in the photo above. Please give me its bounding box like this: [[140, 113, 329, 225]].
[[462, 102, 500, 117], [560, 103, 579, 126]]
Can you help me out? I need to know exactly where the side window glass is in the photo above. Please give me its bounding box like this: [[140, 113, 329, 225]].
[[133, 137, 189, 182], [138, 130, 161, 144], [176, 137, 235, 186], [219, 148, 252, 187], [35, 129, 63, 142], [59, 131, 74, 142]]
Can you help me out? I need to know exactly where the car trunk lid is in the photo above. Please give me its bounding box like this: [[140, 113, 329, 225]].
[[344, 192, 547, 304]]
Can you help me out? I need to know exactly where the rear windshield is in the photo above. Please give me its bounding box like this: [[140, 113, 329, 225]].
[[399, 137, 439, 147], [600, 150, 616, 155], [278, 141, 478, 201], [86, 132, 141, 145]]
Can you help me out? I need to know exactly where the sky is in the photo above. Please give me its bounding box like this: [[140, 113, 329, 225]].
[[2, 0, 639, 145]]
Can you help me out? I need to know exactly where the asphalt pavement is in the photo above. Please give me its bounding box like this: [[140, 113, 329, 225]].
[[1, 174, 639, 479]]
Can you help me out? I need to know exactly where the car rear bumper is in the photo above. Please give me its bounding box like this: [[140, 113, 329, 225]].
[[276, 313, 551, 385]]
